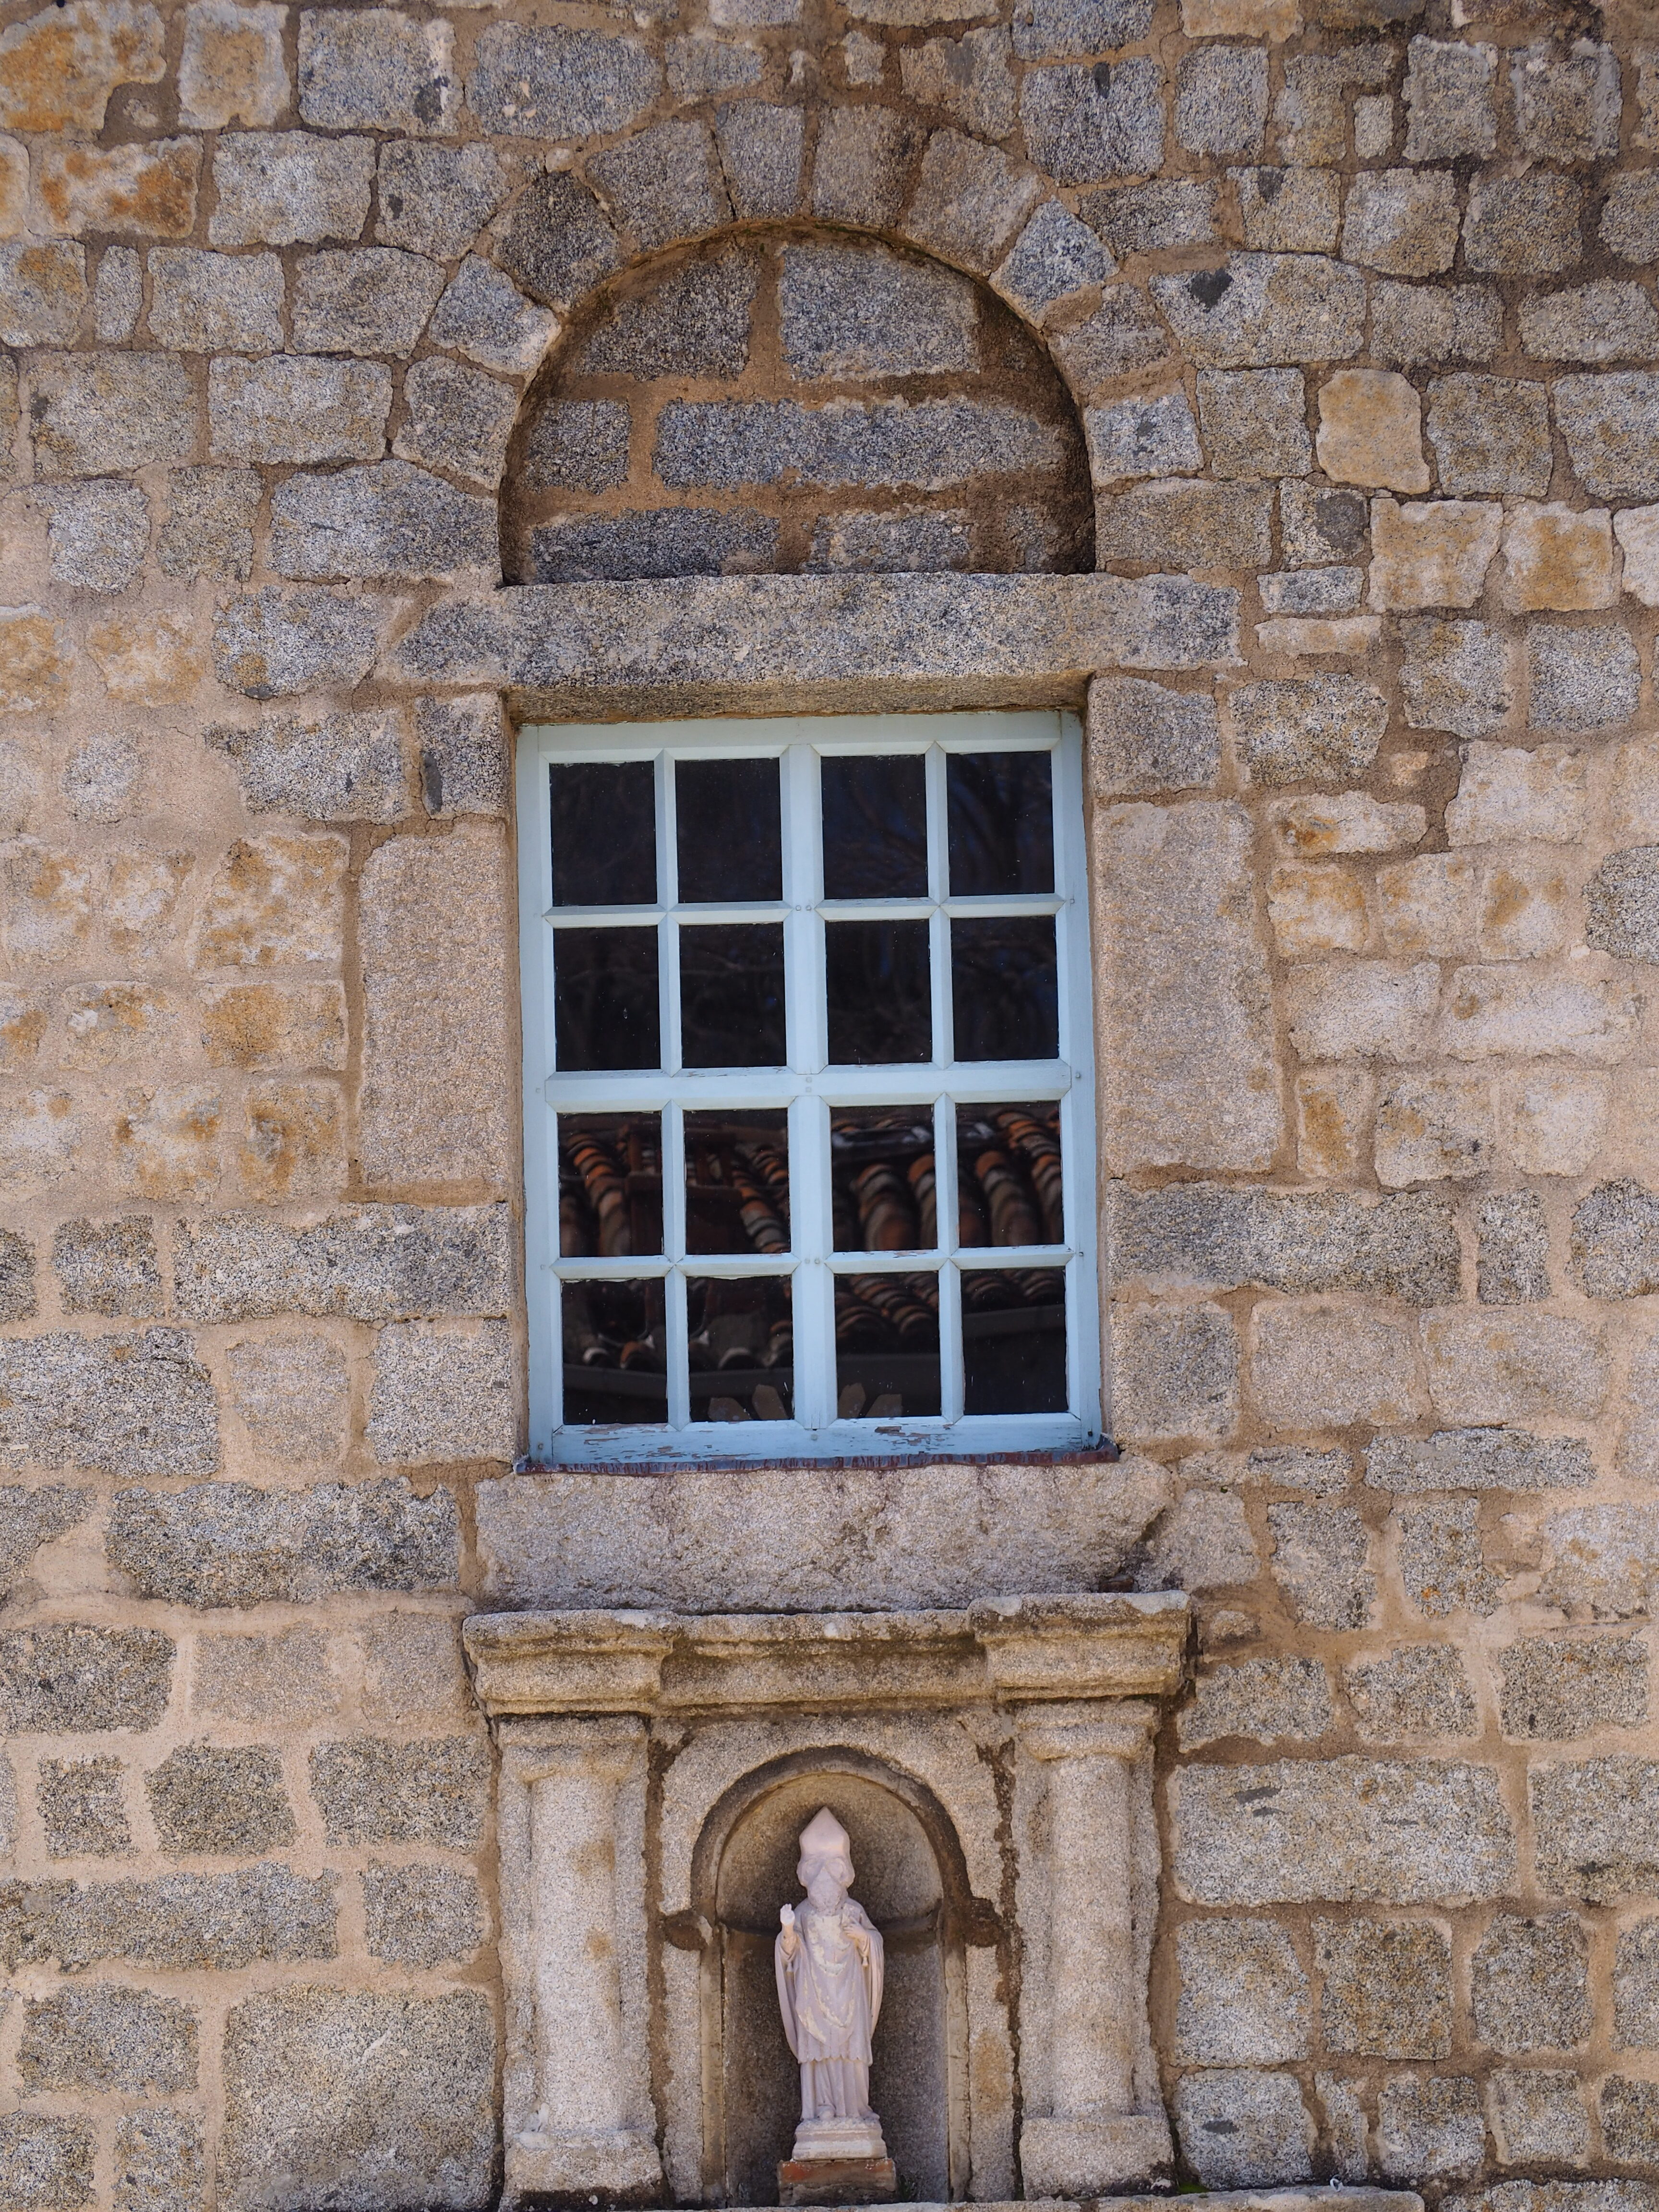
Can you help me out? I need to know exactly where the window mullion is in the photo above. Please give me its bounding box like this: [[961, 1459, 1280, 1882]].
[[924, 743, 951, 1068], [790, 1093, 834, 1431], [938, 1261, 964, 1423], [664, 1268, 690, 1429]]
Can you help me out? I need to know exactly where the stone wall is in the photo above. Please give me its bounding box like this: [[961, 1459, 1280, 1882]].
[[2, 0, 1659, 2203]]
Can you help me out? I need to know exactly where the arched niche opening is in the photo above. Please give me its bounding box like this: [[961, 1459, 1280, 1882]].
[[689, 1751, 986, 2207], [502, 224, 1094, 586]]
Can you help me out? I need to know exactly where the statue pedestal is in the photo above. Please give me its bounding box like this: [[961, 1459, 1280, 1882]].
[[777, 2155, 898, 2206]]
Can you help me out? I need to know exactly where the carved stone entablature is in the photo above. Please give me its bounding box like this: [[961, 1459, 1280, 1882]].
[[464, 1593, 1190, 2210]]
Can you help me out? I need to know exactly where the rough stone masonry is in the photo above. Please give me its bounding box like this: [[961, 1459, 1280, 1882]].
[[3, 0, 1659, 2201]]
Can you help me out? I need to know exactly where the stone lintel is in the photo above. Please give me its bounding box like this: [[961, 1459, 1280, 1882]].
[[463, 1591, 1191, 1717], [387, 572, 1240, 715]]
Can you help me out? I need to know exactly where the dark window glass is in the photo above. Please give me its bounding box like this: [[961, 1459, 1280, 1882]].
[[947, 752, 1054, 896], [550, 761, 655, 906], [561, 1277, 667, 1425], [554, 927, 660, 1070], [821, 755, 927, 898], [950, 916, 1058, 1061], [676, 757, 782, 903], [680, 924, 787, 1067], [955, 1104, 1063, 1246], [835, 1272, 940, 1418], [558, 1114, 663, 1257], [825, 920, 931, 1064], [830, 1109, 937, 1253], [685, 1109, 791, 1255], [962, 1267, 1067, 1413], [689, 1274, 793, 1421]]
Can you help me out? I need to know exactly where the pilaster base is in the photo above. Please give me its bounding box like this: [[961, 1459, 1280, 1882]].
[[777, 2154, 898, 2205], [505, 2125, 664, 2207], [1019, 2111, 1172, 2196]]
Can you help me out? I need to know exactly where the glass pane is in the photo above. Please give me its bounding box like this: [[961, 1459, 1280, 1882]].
[[689, 1275, 793, 1421], [821, 755, 927, 898], [676, 757, 782, 903], [947, 752, 1054, 895], [955, 1104, 1063, 1245], [558, 1114, 663, 1257], [685, 1109, 791, 1255], [550, 761, 655, 907], [951, 916, 1058, 1061], [962, 1267, 1067, 1413], [835, 1273, 940, 1418], [561, 1277, 667, 1425], [680, 924, 787, 1067], [554, 927, 660, 1071], [825, 920, 931, 1064], [830, 1108, 937, 1252]]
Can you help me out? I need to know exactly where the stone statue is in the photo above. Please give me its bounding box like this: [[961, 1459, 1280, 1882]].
[[775, 1806, 888, 2162]]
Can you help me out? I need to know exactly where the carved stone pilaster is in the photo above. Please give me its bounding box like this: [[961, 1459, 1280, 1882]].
[[498, 1718, 663, 2209], [1013, 1703, 1172, 2197]]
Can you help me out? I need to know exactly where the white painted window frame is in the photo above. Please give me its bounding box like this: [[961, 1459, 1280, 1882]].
[[517, 708, 1100, 1465]]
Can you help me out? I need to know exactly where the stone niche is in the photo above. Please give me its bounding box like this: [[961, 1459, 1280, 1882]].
[[465, 1590, 1189, 2209]]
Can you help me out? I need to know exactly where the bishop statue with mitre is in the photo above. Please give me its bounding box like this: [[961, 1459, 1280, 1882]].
[[774, 1806, 888, 2158]]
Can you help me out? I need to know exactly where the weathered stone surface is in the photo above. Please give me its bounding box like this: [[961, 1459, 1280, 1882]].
[[1440, 965, 1638, 1066], [1556, 374, 1659, 503], [17, 1984, 195, 2093], [270, 463, 495, 581], [1176, 1758, 1515, 1904], [1369, 497, 1501, 611], [1464, 174, 1581, 277], [209, 131, 373, 247], [37, 1759, 131, 1859], [175, 1204, 510, 1324], [178, 0, 287, 130], [292, 249, 445, 358], [1399, 619, 1512, 738], [1180, 1653, 1331, 1749], [1366, 1429, 1591, 1496], [1604, 2078, 1659, 2162], [218, 1989, 494, 2212], [1108, 1302, 1239, 1446], [1097, 479, 1270, 570], [0, 1228, 33, 1321], [468, 23, 661, 137], [0, 2116, 94, 2212], [159, 467, 260, 583], [1176, 43, 1267, 157], [1529, 625, 1638, 733], [1018, 60, 1162, 185], [715, 98, 805, 219], [49, 1217, 161, 1322], [1088, 675, 1218, 796], [148, 248, 282, 354], [209, 713, 408, 825], [0, 1863, 333, 1973], [1500, 1635, 1647, 1741], [1422, 1309, 1607, 1424], [1344, 1644, 1478, 1740], [1267, 1502, 1376, 1630], [655, 395, 1064, 490], [211, 590, 379, 703], [1250, 1302, 1424, 1428], [29, 353, 195, 481], [299, 9, 456, 133], [0, 1625, 171, 1733], [309, 1734, 488, 1848], [361, 1613, 469, 1723], [1374, 1074, 1494, 1188], [1233, 165, 1338, 253], [1082, 178, 1215, 256], [428, 255, 557, 379], [1197, 368, 1310, 480], [376, 142, 506, 261], [1085, 391, 1201, 485], [1572, 1180, 1659, 1298], [668, 33, 762, 101], [226, 1336, 348, 1465], [146, 1743, 294, 1856], [0, 242, 86, 348], [195, 1630, 338, 1731], [1539, 1501, 1659, 1619], [0, 1484, 91, 1595], [0, 1331, 216, 1477], [1477, 1190, 1551, 1306], [361, 1862, 486, 1968], [107, 1479, 458, 1608], [530, 507, 778, 585], [1174, 1916, 1310, 2062], [1471, 1913, 1590, 2056], [369, 1321, 516, 1466], [113, 2110, 203, 2212], [1153, 254, 1364, 370], [36, 138, 198, 241], [1533, 1760, 1659, 1903], [993, 197, 1112, 323], [1094, 802, 1280, 1173], [1112, 1182, 1458, 1305], [1615, 1920, 1659, 2048], [1131, 1486, 1259, 1592], [1404, 35, 1496, 160], [1427, 377, 1551, 500], [483, 1456, 1167, 1609], [1173, 2071, 1312, 2188], [1231, 674, 1388, 784], [1378, 2075, 1486, 2183], [0, 0, 165, 133], [1317, 1915, 1450, 2056], [208, 357, 390, 468], [395, 359, 516, 489]]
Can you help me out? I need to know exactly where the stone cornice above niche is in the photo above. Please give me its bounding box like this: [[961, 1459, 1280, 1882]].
[[462, 1589, 1190, 1719]]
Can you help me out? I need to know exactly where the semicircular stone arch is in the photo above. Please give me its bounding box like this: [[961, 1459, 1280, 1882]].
[[501, 220, 1096, 582]]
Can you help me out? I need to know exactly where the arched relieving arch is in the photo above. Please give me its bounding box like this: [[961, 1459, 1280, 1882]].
[[498, 216, 1097, 584], [678, 1745, 1004, 2206]]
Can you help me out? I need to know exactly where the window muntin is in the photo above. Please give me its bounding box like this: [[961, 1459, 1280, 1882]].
[[518, 710, 1099, 1463]]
